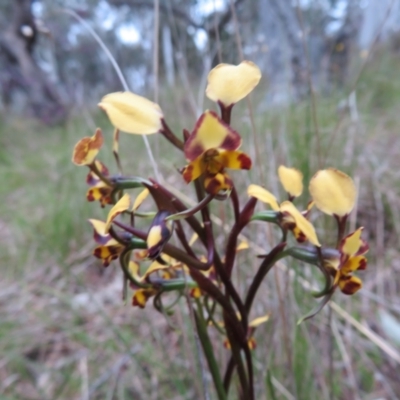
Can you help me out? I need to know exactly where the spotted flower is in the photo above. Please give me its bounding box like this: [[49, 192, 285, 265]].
[[72, 128, 104, 166], [128, 256, 200, 307], [206, 61, 262, 107], [182, 110, 252, 194], [86, 161, 114, 207], [89, 219, 124, 267], [325, 227, 368, 295], [248, 166, 319, 246]]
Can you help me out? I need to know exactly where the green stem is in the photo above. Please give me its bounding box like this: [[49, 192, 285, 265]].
[[194, 301, 227, 400]]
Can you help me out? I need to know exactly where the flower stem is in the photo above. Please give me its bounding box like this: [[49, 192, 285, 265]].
[[194, 300, 227, 400], [165, 193, 215, 221], [244, 242, 287, 314], [160, 119, 184, 150], [89, 162, 114, 187]]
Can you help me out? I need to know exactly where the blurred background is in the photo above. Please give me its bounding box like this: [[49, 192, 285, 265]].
[[1, 0, 400, 399]]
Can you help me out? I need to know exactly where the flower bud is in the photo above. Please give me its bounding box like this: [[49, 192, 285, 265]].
[[146, 210, 174, 259]]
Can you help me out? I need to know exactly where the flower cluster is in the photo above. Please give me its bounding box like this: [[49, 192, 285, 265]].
[[72, 60, 368, 400]]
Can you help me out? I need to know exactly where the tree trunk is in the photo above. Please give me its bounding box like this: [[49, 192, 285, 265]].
[[0, 0, 66, 124]]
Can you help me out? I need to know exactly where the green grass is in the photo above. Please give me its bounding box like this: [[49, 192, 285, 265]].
[[1, 49, 400, 399]]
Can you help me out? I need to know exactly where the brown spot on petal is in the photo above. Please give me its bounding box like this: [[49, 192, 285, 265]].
[[237, 153, 252, 170], [220, 129, 242, 151], [340, 276, 362, 295], [357, 258, 367, 270], [182, 164, 194, 182], [87, 189, 96, 202]]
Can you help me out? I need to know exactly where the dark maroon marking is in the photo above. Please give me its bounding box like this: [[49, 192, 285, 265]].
[[220, 130, 242, 151], [87, 190, 95, 202], [184, 113, 207, 160], [205, 177, 220, 194], [93, 231, 112, 245], [357, 240, 369, 256], [295, 232, 306, 243], [182, 165, 194, 182], [86, 172, 99, 186], [237, 153, 252, 170], [357, 258, 367, 270], [342, 277, 361, 295], [93, 247, 102, 258]]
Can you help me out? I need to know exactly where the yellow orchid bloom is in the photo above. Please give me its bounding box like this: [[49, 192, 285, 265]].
[[146, 210, 174, 259], [206, 61, 262, 107], [309, 168, 356, 217], [182, 110, 252, 194], [88, 219, 124, 267], [86, 161, 114, 207], [248, 184, 320, 247], [325, 227, 368, 295], [72, 128, 104, 166], [99, 91, 163, 135]]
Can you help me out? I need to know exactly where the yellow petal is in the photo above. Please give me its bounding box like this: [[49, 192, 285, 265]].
[[132, 188, 149, 211], [309, 169, 356, 217], [98, 92, 163, 135], [338, 275, 362, 295], [278, 165, 303, 197], [105, 194, 131, 232], [204, 172, 233, 194], [341, 227, 363, 257], [93, 242, 122, 266], [88, 219, 107, 236], [236, 240, 249, 252], [143, 259, 170, 279], [113, 128, 119, 155], [247, 184, 280, 211], [182, 156, 206, 183], [206, 61, 262, 106], [189, 233, 199, 246], [249, 314, 270, 328], [217, 150, 252, 170], [341, 255, 367, 275], [128, 261, 142, 282], [184, 110, 242, 161], [132, 288, 157, 308], [72, 128, 103, 166], [280, 201, 320, 247], [86, 184, 113, 207]]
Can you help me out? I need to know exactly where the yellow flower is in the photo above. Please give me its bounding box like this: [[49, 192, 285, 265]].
[[247, 184, 320, 246], [86, 161, 114, 207], [72, 128, 104, 166], [88, 219, 124, 267], [146, 210, 174, 259], [98, 92, 163, 135], [132, 288, 158, 308], [325, 228, 368, 295], [182, 110, 252, 194], [206, 61, 262, 107], [309, 169, 356, 217]]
